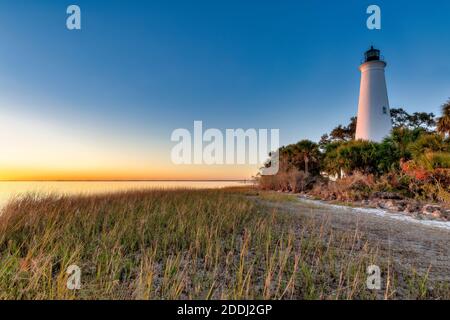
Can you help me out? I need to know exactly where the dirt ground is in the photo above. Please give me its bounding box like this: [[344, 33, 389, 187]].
[[257, 197, 450, 288]]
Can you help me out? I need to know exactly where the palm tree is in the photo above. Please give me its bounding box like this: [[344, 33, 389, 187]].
[[437, 99, 450, 137], [292, 140, 320, 175]]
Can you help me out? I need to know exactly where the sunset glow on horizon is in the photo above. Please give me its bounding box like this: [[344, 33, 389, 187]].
[[0, 109, 258, 181]]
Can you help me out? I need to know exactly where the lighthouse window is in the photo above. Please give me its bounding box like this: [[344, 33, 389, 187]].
[[382, 106, 387, 114]]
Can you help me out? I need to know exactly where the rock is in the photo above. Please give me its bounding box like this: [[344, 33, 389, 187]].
[[372, 192, 404, 200], [430, 210, 442, 219], [384, 200, 399, 211], [368, 200, 379, 208], [422, 204, 442, 216], [442, 210, 450, 220], [420, 204, 449, 220], [404, 202, 421, 213], [378, 200, 404, 212], [399, 200, 408, 210]]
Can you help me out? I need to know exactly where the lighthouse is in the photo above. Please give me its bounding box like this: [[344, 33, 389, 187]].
[[355, 46, 392, 142]]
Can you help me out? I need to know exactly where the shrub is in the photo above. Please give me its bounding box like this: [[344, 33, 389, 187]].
[[426, 152, 450, 169], [258, 168, 316, 193], [408, 133, 448, 161], [331, 140, 379, 175], [309, 172, 375, 201]]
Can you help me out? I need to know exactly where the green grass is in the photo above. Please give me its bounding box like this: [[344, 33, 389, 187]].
[[0, 188, 446, 299]]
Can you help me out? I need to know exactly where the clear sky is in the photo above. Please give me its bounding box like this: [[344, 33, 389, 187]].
[[0, 0, 449, 180]]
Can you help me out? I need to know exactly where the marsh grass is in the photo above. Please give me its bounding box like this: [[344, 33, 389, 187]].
[[0, 188, 444, 299]]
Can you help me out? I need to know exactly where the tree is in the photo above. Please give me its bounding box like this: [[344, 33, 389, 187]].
[[319, 134, 331, 150], [335, 140, 379, 175], [437, 99, 450, 137], [326, 117, 357, 143], [347, 116, 357, 137], [390, 108, 435, 131], [409, 112, 436, 130], [390, 108, 410, 128], [279, 140, 321, 176], [322, 140, 381, 176], [294, 140, 320, 175], [322, 141, 345, 178], [329, 125, 348, 141], [377, 139, 402, 173], [383, 127, 424, 161]]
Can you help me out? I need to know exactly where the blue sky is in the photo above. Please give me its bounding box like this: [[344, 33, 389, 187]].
[[0, 0, 449, 179]]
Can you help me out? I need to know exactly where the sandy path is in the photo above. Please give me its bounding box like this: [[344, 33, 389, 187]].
[[257, 197, 450, 284]]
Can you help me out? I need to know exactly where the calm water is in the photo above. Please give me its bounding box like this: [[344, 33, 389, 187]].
[[0, 181, 249, 208]]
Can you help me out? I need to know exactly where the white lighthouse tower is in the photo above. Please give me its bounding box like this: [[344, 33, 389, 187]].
[[355, 46, 392, 142]]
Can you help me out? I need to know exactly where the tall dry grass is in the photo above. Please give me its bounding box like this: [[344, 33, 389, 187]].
[[0, 188, 445, 299]]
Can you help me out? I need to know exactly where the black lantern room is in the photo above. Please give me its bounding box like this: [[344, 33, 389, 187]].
[[364, 46, 381, 62]]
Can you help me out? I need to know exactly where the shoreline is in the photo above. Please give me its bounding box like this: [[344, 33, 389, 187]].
[[296, 194, 450, 231], [263, 185, 450, 223]]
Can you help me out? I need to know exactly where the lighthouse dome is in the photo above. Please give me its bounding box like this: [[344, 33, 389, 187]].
[[364, 46, 381, 62]]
